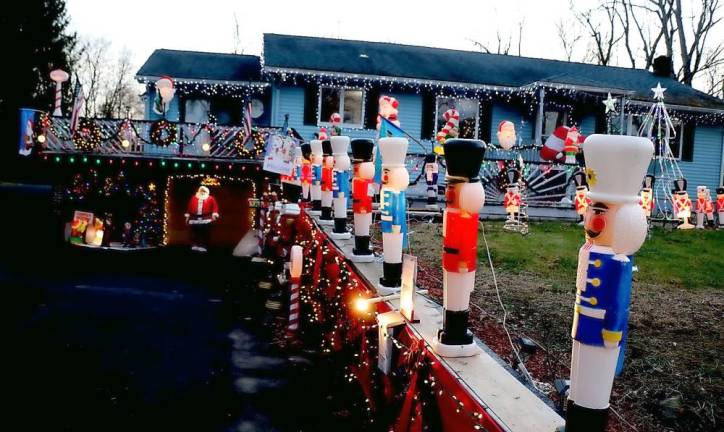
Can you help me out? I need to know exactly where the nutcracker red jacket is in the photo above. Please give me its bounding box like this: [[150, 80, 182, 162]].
[[185, 195, 219, 219]]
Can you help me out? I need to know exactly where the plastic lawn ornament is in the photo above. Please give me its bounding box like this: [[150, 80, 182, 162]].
[[541, 125, 584, 162], [705, 188, 715, 226], [566, 134, 653, 432], [349, 138, 375, 262], [432, 139, 486, 358], [695, 185, 709, 229], [330, 136, 351, 239], [573, 169, 590, 224], [319, 140, 334, 225], [309, 139, 323, 216], [287, 245, 303, 338], [423, 153, 441, 210], [378, 137, 409, 294], [497, 120, 516, 150], [564, 126, 581, 164], [50, 69, 69, 117], [434, 108, 460, 154], [672, 178, 694, 229], [318, 127, 329, 141], [299, 143, 313, 202], [329, 112, 342, 136], [154, 76, 175, 115], [376, 96, 400, 130], [639, 175, 655, 218], [503, 168, 522, 222], [717, 187, 724, 229]]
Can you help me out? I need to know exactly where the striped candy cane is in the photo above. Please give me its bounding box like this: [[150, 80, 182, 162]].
[[436, 109, 460, 144], [287, 245, 303, 338]]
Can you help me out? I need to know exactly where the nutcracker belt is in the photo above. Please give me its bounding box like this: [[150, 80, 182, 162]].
[[575, 303, 605, 319], [443, 246, 460, 254]]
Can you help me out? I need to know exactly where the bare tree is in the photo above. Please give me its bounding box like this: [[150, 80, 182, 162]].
[[615, 0, 668, 69], [574, 0, 624, 65], [556, 18, 584, 61], [470, 19, 526, 56], [100, 48, 139, 118], [76, 36, 111, 116], [672, 0, 723, 85]]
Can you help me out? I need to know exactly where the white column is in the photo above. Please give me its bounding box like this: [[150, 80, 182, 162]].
[[534, 87, 545, 145]]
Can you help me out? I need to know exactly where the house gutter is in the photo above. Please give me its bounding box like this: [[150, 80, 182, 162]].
[[135, 75, 269, 88]]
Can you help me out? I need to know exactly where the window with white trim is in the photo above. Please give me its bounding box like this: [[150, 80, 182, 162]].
[[627, 113, 694, 161], [435, 97, 479, 139], [543, 110, 569, 138], [318, 87, 365, 127]]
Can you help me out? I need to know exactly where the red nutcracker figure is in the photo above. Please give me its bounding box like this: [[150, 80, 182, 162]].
[[672, 178, 694, 229], [319, 140, 334, 225], [695, 185, 708, 229], [717, 187, 724, 229], [185, 185, 219, 252], [309, 140, 323, 215], [639, 174, 655, 219], [573, 169, 591, 224], [299, 143, 313, 203], [433, 139, 486, 358], [503, 168, 522, 222], [349, 138, 375, 262], [705, 188, 715, 227]]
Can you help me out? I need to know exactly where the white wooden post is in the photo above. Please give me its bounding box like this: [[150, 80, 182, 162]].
[[534, 87, 545, 145]]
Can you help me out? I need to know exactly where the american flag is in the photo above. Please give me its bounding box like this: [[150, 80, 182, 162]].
[[70, 76, 85, 131]]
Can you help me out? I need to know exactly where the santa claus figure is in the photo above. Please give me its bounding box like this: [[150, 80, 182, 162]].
[[717, 187, 724, 229], [299, 143, 313, 203], [566, 135, 653, 432], [695, 185, 709, 229], [573, 169, 591, 224], [350, 138, 375, 262], [309, 139, 323, 215], [497, 120, 516, 150], [433, 139, 486, 358], [639, 174, 655, 219], [329, 112, 342, 136], [503, 168, 522, 222], [320, 140, 334, 225], [541, 125, 585, 162], [185, 185, 219, 252], [331, 136, 351, 239], [672, 178, 694, 229], [378, 137, 409, 294]]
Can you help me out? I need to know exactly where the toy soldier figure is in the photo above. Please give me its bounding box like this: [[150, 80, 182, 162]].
[[717, 187, 724, 229], [309, 139, 323, 216], [566, 135, 653, 432], [331, 136, 351, 239], [639, 174, 655, 219], [433, 139, 486, 358], [573, 169, 590, 225], [378, 137, 409, 294], [672, 178, 694, 229], [695, 185, 709, 229], [503, 168, 522, 223], [423, 153, 440, 210], [320, 140, 334, 225], [299, 143, 313, 203], [350, 138, 375, 262]]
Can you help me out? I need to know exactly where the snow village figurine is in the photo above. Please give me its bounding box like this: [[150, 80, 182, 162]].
[[672, 178, 694, 229], [503, 168, 522, 223], [563, 126, 581, 164], [717, 187, 724, 229], [639, 174, 655, 219], [350, 138, 375, 262], [695, 185, 710, 229], [378, 136, 409, 294], [566, 135, 653, 432], [573, 169, 590, 225], [320, 139, 334, 225], [185, 185, 219, 252], [433, 139, 486, 357], [299, 143, 313, 203], [497, 120, 516, 150], [331, 136, 351, 239], [309, 139, 323, 216]]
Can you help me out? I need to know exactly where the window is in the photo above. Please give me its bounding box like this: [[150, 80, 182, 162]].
[[184, 99, 210, 124], [627, 114, 694, 161], [318, 87, 365, 127], [435, 97, 479, 139]]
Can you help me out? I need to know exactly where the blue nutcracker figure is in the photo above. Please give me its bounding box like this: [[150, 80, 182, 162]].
[[331, 136, 351, 239], [566, 135, 653, 432], [378, 137, 409, 294]]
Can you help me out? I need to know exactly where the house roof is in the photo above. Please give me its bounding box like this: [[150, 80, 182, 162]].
[[263, 33, 724, 111], [136, 49, 262, 83]]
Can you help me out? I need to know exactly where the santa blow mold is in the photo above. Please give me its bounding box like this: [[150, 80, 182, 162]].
[[497, 120, 516, 150], [309, 140, 323, 216], [566, 135, 653, 432], [433, 139, 486, 358], [330, 136, 351, 239], [378, 137, 409, 294], [350, 138, 375, 262], [320, 140, 334, 225]]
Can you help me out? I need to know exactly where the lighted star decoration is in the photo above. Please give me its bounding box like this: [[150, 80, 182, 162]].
[[603, 93, 618, 114], [651, 82, 667, 101], [148, 182, 156, 192]]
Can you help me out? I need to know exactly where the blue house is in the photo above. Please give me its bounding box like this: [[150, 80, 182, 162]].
[[136, 33, 724, 200]]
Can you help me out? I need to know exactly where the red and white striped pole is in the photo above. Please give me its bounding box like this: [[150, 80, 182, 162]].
[[50, 69, 69, 117], [287, 245, 303, 338]]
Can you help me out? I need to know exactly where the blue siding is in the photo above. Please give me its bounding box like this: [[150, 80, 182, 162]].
[[578, 114, 596, 136], [490, 104, 534, 146], [679, 126, 724, 195]]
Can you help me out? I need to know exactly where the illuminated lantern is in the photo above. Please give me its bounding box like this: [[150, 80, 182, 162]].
[[563, 126, 581, 164], [573, 169, 590, 224], [349, 138, 375, 262], [695, 185, 708, 229], [672, 178, 694, 229], [378, 137, 409, 294], [433, 138, 486, 358], [423, 153, 441, 210], [287, 245, 303, 338], [717, 187, 724, 229], [503, 168, 522, 222], [319, 140, 334, 225], [566, 135, 653, 432], [330, 136, 351, 239], [298, 143, 313, 203], [639, 174, 655, 218], [496, 120, 516, 150], [309, 139, 323, 215]]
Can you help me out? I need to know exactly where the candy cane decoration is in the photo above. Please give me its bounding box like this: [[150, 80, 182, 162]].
[[436, 109, 460, 144], [376, 95, 400, 130], [287, 245, 303, 338], [318, 127, 329, 141], [50, 69, 69, 117]]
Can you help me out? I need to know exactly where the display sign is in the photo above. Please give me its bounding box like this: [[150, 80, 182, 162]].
[[263, 133, 297, 175]]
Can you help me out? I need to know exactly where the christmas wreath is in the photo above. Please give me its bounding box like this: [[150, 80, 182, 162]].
[[149, 119, 177, 147], [233, 128, 266, 158], [73, 118, 102, 152]]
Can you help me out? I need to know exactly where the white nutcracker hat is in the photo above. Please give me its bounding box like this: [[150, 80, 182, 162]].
[[583, 134, 654, 204], [379, 137, 408, 167], [330, 136, 350, 155], [310, 139, 323, 157]]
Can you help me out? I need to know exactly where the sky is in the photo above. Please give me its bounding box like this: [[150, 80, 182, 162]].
[[66, 0, 721, 92]]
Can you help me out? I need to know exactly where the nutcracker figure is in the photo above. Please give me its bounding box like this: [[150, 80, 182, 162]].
[[320, 140, 334, 225], [566, 135, 653, 432], [185, 185, 220, 253], [309, 139, 323, 216], [350, 138, 375, 262], [672, 178, 694, 229], [639, 174, 655, 218], [564, 126, 581, 164], [423, 153, 441, 210], [433, 139, 486, 358], [717, 187, 724, 229], [278, 183, 302, 258], [378, 137, 409, 294], [705, 188, 715, 227], [299, 143, 313, 203], [573, 169, 590, 224], [695, 185, 708, 229], [331, 136, 351, 239], [503, 168, 522, 222]]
